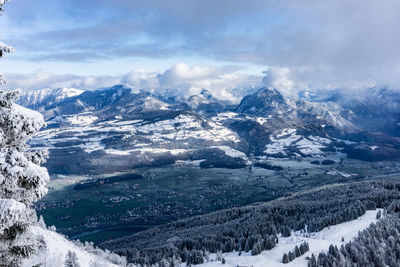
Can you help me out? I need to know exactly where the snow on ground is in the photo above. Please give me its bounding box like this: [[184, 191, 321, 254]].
[[332, 138, 357, 145], [54, 88, 84, 99], [264, 129, 331, 156], [104, 146, 247, 159], [104, 148, 188, 156], [81, 140, 106, 153], [256, 117, 268, 125], [32, 114, 241, 154], [196, 209, 382, 267], [23, 226, 122, 267], [174, 159, 206, 167], [67, 114, 99, 126], [264, 129, 300, 155], [211, 146, 247, 159], [137, 114, 240, 143], [211, 112, 239, 122], [326, 169, 354, 178], [211, 112, 274, 127], [276, 128, 297, 138]]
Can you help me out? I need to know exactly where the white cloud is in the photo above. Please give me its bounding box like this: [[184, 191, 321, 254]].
[[2, 63, 262, 103], [5, 63, 393, 103], [3, 72, 119, 91], [156, 63, 259, 102], [121, 70, 159, 92], [262, 67, 296, 99], [4, 0, 400, 92]]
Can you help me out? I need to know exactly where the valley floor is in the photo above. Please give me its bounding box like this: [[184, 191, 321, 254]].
[[36, 159, 400, 244], [196, 209, 382, 267]]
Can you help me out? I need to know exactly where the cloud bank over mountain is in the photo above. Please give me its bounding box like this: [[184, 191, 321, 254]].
[[1, 0, 400, 93], [5, 63, 261, 102]]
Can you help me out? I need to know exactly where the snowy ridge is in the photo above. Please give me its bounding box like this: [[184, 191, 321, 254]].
[[18, 88, 84, 109], [22, 226, 126, 267], [295, 100, 353, 129]]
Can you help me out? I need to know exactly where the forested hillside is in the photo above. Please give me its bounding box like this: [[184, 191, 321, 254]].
[[313, 200, 400, 266], [101, 180, 400, 266]]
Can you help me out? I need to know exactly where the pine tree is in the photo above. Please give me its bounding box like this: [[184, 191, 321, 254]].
[[65, 250, 80, 267], [308, 254, 317, 267], [216, 250, 223, 261], [251, 240, 263, 255], [0, 1, 50, 264], [282, 253, 289, 263], [295, 245, 300, 257], [288, 251, 295, 261], [0, 1, 14, 86], [282, 226, 291, 237], [376, 210, 382, 219]]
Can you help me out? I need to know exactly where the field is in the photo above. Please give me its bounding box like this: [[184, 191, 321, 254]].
[[35, 157, 400, 244]]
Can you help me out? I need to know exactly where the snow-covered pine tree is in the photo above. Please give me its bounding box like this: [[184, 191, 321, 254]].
[[0, 0, 15, 87], [0, 0, 50, 265], [65, 250, 81, 267]]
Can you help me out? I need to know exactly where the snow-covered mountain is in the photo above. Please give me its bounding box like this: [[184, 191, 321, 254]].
[[18, 88, 84, 111], [298, 87, 400, 137], [18, 85, 400, 174]]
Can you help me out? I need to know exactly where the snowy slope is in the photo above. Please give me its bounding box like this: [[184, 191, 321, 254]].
[[18, 88, 84, 109], [196, 209, 382, 267], [22, 226, 126, 267], [264, 128, 331, 156]]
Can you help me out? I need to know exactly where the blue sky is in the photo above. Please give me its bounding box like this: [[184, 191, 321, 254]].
[[1, 0, 400, 99], [1, 0, 285, 74]]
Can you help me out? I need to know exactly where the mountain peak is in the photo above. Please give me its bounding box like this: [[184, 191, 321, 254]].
[[236, 87, 287, 115], [255, 87, 281, 96], [200, 88, 213, 99]]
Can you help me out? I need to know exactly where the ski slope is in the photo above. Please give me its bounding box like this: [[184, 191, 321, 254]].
[[196, 209, 382, 267]]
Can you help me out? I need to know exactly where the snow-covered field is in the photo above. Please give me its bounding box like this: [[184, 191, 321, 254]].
[[210, 146, 247, 159], [104, 147, 189, 156], [326, 169, 355, 178], [195, 209, 382, 267], [67, 114, 99, 126], [32, 114, 241, 155], [264, 128, 331, 156]]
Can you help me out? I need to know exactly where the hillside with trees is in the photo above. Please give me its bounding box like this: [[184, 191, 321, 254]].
[[101, 180, 400, 266], [313, 200, 400, 266]]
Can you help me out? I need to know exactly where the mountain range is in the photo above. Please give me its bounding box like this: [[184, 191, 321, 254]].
[[18, 85, 400, 175]]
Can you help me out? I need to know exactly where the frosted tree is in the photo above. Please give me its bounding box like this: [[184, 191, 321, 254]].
[[65, 251, 80, 267], [0, 0, 50, 265], [0, 1, 14, 87]]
